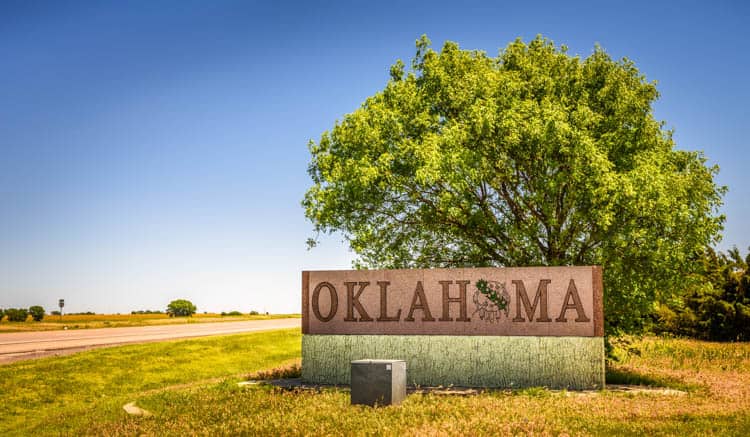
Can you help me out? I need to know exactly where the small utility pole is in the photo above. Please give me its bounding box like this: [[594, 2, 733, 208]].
[[58, 299, 64, 321]]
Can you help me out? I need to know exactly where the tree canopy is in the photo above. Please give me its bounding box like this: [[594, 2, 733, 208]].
[[28, 306, 45, 322], [167, 299, 197, 317], [303, 35, 725, 334]]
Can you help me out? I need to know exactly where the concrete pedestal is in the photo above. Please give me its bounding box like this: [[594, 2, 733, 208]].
[[304, 335, 605, 389]]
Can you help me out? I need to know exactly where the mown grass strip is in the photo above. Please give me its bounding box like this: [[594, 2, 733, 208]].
[[0, 328, 301, 435]]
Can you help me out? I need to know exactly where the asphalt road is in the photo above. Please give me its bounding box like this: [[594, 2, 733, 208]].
[[0, 318, 301, 364]]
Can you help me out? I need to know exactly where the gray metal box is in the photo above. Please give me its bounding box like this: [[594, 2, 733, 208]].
[[350, 359, 407, 406]]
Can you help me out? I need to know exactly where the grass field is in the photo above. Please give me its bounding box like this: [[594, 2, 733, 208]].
[[0, 329, 302, 435], [0, 312, 300, 332], [1, 331, 748, 436]]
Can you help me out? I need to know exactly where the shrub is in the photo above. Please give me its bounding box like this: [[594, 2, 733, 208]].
[[0, 308, 5, 321], [6, 308, 29, 322], [51, 310, 61, 316], [249, 310, 260, 315], [654, 247, 750, 341], [28, 306, 45, 322], [246, 360, 302, 380], [166, 299, 197, 317]]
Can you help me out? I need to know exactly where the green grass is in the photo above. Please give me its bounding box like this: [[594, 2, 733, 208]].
[[2, 332, 749, 436], [0, 328, 301, 435]]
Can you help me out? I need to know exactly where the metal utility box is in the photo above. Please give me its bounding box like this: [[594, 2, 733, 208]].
[[350, 359, 407, 406]]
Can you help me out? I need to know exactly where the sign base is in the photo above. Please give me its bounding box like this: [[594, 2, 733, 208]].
[[303, 334, 604, 389]]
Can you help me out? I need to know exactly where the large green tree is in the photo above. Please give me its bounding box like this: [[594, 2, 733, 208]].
[[303, 36, 725, 335]]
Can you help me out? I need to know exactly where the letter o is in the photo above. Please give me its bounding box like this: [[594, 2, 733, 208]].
[[312, 282, 338, 322]]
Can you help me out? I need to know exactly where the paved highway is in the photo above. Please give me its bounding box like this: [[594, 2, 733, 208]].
[[0, 318, 301, 363]]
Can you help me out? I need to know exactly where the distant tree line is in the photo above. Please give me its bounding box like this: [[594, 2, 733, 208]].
[[0, 301, 272, 322], [221, 311, 243, 316], [48, 311, 97, 316], [220, 310, 264, 316], [0, 306, 45, 322], [1, 308, 29, 322]]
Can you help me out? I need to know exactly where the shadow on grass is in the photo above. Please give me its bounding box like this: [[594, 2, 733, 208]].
[[606, 366, 703, 393]]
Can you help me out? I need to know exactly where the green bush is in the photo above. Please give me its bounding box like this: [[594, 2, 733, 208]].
[[166, 299, 197, 317], [654, 247, 750, 341], [0, 308, 5, 321], [249, 310, 260, 315], [5, 308, 29, 322], [28, 306, 45, 322]]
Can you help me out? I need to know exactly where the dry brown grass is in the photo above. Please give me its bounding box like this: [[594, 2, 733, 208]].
[[0, 312, 300, 332], [246, 359, 302, 380]]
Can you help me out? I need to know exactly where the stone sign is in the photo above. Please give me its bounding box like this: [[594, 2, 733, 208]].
[[302, 266, 603, 337], [302, 266, 605, 389]]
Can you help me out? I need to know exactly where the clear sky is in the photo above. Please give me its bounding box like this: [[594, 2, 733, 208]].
[[1, 1, 748, 314]]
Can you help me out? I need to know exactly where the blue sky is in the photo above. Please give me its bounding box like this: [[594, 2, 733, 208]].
[[1, 1, 748, 313]]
